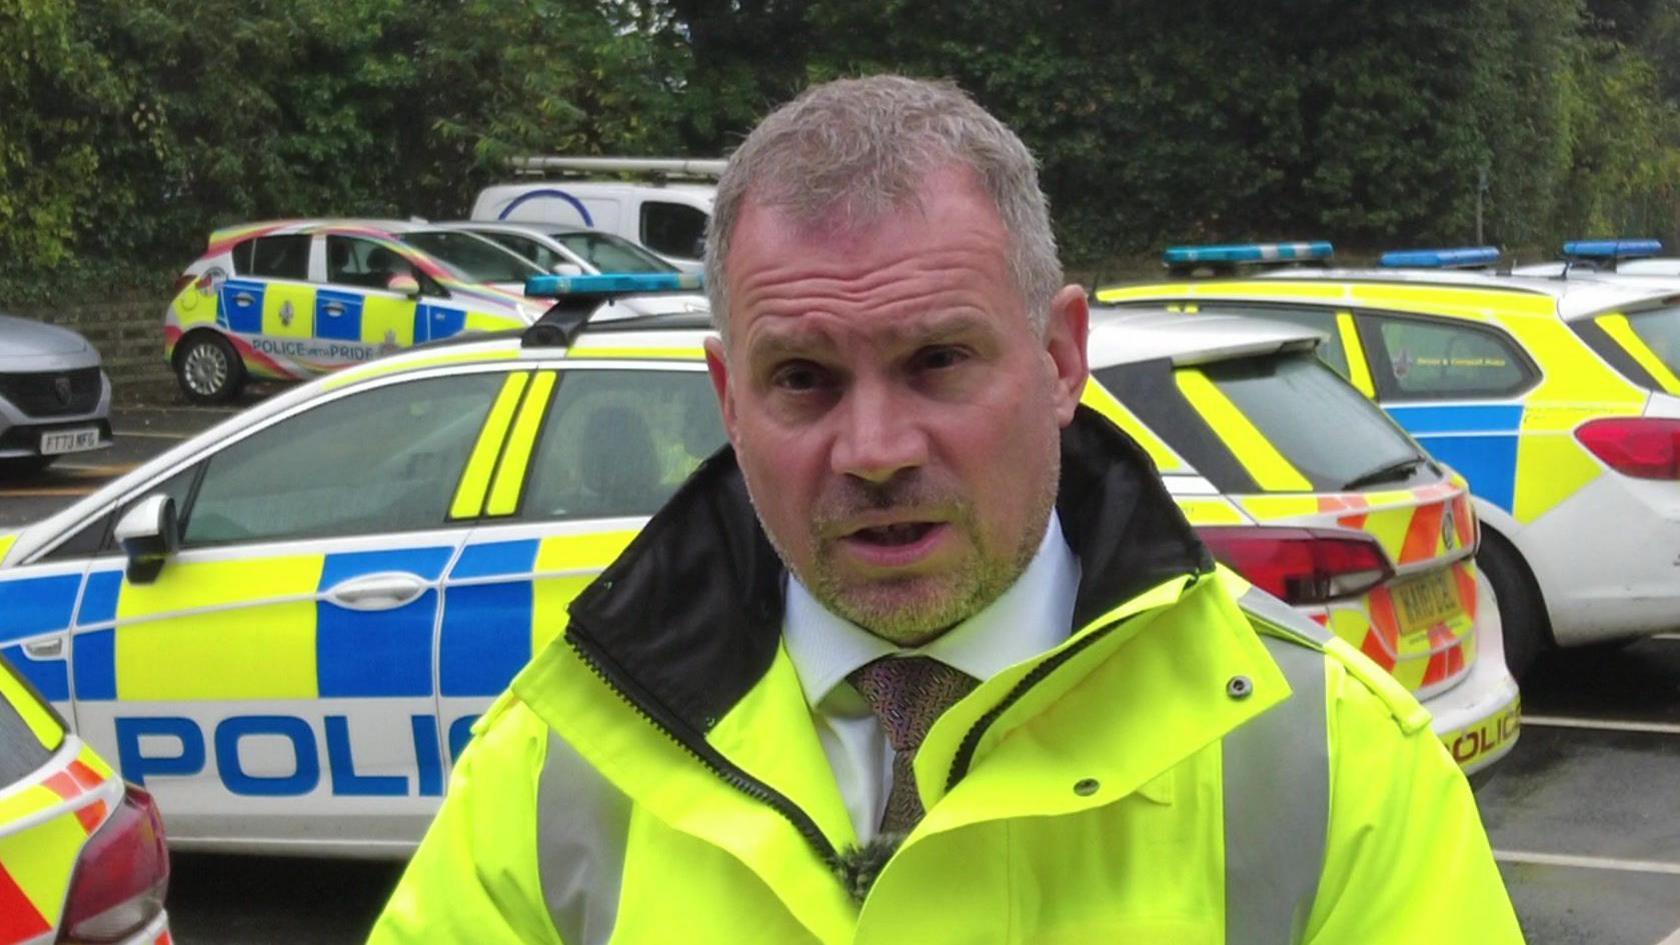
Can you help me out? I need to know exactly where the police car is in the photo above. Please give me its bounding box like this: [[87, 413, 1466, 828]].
[[0, 276, 1515, 857], [0, 657, 170, 944], [165, 219, 549, 405], [1098, 243, 1680, 678]]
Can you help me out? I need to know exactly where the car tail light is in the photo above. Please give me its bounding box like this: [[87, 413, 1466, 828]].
[[170, 273, 195, 295], [1198, 526, 1395, 605], [1575, 417, 1680, 479], [56, 786, 169, 944]]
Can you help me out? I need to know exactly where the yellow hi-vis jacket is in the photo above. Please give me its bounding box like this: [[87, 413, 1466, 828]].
[[370, 409, 1523, 945]]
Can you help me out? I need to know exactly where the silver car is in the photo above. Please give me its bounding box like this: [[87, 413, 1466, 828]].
[[0, 313, 112, 476]]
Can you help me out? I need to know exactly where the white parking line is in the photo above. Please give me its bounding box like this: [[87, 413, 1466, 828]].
[[1655, 633, 1680, 642], [1654, 926, 1680, 945], [1494, 849, 1680, 876], [1523, 715, 1680, 735]]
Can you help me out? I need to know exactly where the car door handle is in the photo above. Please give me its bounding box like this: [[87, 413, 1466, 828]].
[[23, 637, 63, 660], [324, 573, 428, 611], [234, 292, 255, 307], [325, 302, 344, 316]]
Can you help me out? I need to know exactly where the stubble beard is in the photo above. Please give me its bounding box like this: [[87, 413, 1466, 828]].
[[743, 447, 1062, 647]]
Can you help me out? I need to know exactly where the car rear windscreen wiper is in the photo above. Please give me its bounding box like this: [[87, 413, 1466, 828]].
[[1341, 456, 1430, 491]]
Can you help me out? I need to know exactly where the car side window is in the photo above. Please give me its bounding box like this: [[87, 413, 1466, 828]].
[[639, 202, 707, 260], [482, 233, 562, 271], [240, 234, 311, 280], [326, 235, 414, 290], [179, 373, 505, 546], [520, 369, 725, 521], [1367, 316, 1534, 399]]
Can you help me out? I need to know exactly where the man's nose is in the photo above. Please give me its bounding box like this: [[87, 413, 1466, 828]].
[[830, 378, 928, 484]]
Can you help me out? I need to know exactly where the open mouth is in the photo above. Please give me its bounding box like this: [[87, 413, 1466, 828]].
[[850, 522, 939, 546]]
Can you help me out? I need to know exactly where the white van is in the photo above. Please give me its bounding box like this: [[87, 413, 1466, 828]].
[[470, 158, 719, 273]]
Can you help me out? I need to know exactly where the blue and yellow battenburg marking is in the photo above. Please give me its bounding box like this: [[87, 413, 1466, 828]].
[[1378, 247, 1500, 269], [0, 526, 637, 791]]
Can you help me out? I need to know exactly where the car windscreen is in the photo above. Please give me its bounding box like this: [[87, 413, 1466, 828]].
[[0, 658, 63, 784], [551, 232, 675, 274], [403, 232, 544, 284], [1199, 353, 1429, 491], [1623, 306, 1680, 378]]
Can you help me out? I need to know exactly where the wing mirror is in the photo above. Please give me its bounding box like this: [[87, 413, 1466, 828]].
[[386, 273, 422, 297], [114, 494, 178, 584], [550, 262, 585, 277]]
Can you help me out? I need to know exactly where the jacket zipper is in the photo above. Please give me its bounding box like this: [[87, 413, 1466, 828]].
[[566, 626, 841, 865], [945, 571, 1203, 792]]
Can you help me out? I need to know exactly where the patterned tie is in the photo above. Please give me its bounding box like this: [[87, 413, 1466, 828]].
[[847, 656, 980, 836]]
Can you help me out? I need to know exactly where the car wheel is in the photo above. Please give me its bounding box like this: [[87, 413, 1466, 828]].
[[1478, 530, 1550, 681], [175, 332, 245, 405], [0, 455, 55, 478]]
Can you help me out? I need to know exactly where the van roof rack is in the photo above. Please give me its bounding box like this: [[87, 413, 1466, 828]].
[[505, 156, 725, 180]]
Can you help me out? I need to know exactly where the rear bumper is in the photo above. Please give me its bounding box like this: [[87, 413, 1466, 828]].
[[1514, 474, 1680, 645], [1426, 570, 1521, 774]]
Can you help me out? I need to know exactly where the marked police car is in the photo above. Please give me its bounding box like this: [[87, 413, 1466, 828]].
[[0, 314, 112, 478], [0, 657, 170, 945], [0, 276, 1514, 858], [1099, 243, 1680, 678], [165, 219, 549, 405]]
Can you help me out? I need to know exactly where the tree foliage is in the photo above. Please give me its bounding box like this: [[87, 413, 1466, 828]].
[[4, 0, 1680, 299]]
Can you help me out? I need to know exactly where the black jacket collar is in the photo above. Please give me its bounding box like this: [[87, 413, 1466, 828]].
[[564, 404, 1212, 737]]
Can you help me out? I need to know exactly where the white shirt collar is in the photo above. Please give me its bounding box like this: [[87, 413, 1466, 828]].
[[783, 512, 1081, 709]]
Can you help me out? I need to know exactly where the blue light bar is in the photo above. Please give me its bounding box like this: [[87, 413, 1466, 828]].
[[1162, 242, 1334, 266], [1378, 247, 1500, 269], [1560, 239, 1663, 260], [524, 272, 703, 298]]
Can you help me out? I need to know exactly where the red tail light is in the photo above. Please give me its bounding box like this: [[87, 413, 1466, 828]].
[[1198, 526, 1395, 605], [1575, 417, 1680, 479], [169, 273, 195, 295], [57, 786, 169, 943]]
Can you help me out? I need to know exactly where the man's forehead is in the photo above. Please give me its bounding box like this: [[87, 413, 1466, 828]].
[[743, 307, 996, 354]]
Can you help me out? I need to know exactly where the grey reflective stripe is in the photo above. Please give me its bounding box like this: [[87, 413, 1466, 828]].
[[537, 732, 632, 945], [1223, 594, 1331, 945]]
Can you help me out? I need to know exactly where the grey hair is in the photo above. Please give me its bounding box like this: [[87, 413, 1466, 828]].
[[703, 74, 1062, 341]]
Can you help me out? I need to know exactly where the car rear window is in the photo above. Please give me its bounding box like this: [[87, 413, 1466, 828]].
[[551, 232, 675, 274], [1097, 352, 1430, 494], [0, 657, 64, 784], [1199, 354, 1428, 490], [404, 232, 543, 284]]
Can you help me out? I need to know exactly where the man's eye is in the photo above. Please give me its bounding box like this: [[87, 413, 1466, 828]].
[[771, 362, 828, 391], [916, 346, 970, 371]]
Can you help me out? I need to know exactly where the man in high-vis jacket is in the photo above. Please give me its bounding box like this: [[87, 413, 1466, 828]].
[[370, 75, 1524, 944]]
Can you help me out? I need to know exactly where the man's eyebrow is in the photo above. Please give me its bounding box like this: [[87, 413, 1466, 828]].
[[745, 311, 998, 360]]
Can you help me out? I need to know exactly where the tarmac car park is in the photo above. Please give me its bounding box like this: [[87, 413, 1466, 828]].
[[164, 219, 548, 405], [0, 655, 170, 945], [0, 282, 1519, 863], [0, 315, 113, 479], [1097, 245, 1680, 679]]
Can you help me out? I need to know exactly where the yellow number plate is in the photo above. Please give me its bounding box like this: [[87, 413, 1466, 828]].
[[1392, 570, 1461, 637]]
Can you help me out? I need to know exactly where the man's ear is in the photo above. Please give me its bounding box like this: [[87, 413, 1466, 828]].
[[704, 336, 740, 445], [1044, 285, 1090, 426]]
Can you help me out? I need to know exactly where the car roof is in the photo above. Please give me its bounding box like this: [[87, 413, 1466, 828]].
[[438, 220, 590, 238], [1125, 266, 1680, 322], [2, 306, 1324, 565]]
